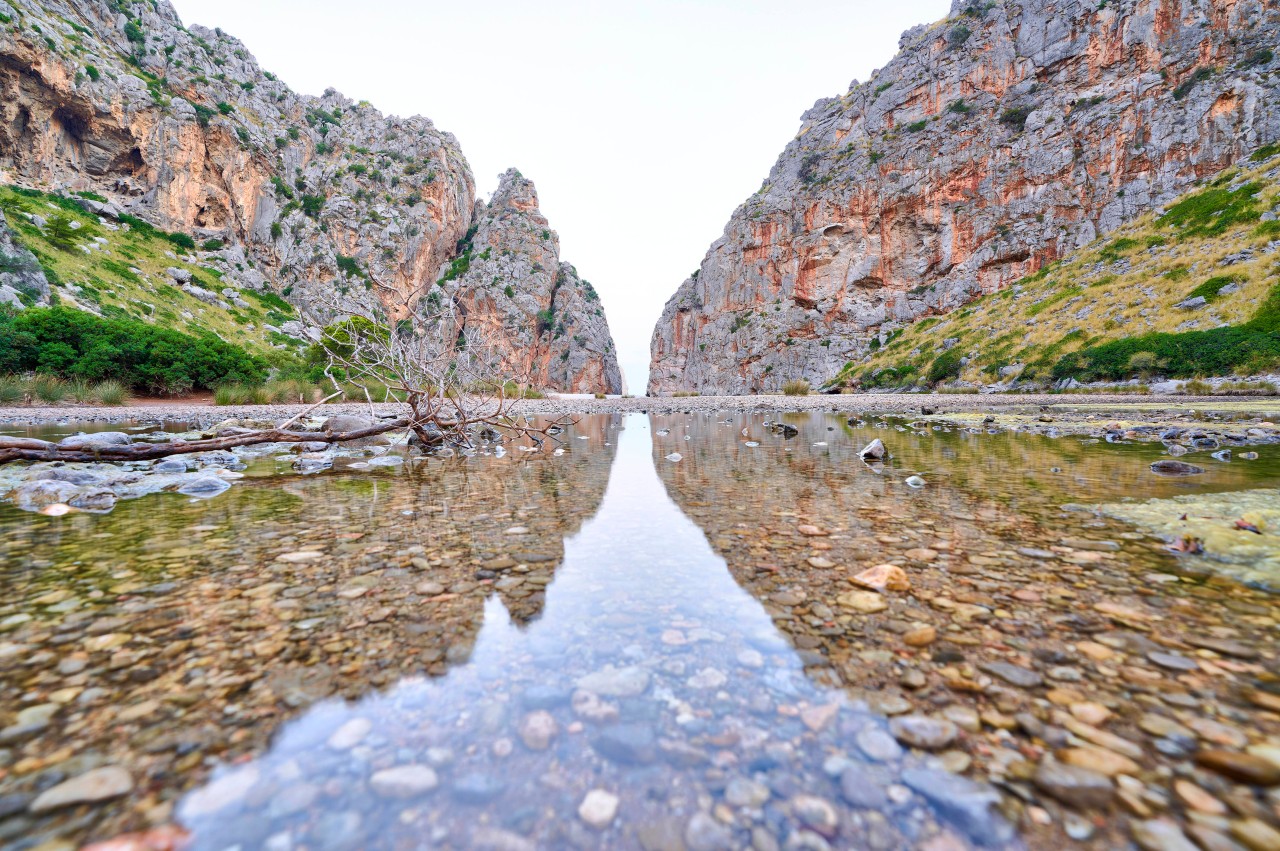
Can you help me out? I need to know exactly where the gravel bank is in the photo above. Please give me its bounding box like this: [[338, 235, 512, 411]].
[[2, 393, 1279, 429]]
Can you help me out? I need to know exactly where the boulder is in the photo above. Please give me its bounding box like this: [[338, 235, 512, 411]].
[[58, 432, 132, 450]]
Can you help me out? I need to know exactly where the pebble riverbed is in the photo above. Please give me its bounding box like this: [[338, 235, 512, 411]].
[[0, 408, 1278, 850]]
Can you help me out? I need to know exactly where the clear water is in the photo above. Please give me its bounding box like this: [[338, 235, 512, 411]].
[[2, 413, 1278, 850]]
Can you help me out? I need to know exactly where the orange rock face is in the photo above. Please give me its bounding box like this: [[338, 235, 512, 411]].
[[0, 6, 473, 321], [0, 1, 618, 388], [649, 0, 1280, 395]]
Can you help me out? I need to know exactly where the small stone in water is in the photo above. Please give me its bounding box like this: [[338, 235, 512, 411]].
[[327, 717, 372, 750], [860, 439, 886, 460], [665, 453, 683, 462], [578, 789, 619, 829], [978, 661, 1044, 688], [1150, 460, 1204, 475], [889, 716, 958, 750], [857, 726, 904, 762], [30, 766, 133, 813], [725, 776, 770, 808], [851, 563, 910, 592], [1032, 760, 1113, 809], [369, 765, 438, 799], [1195, 750, 1280, 786], [790, 794, 839, 838], [905, 475, 925, 488], [518, 711, 558, 751], [1147, 651, 1198, 671], [684, 811, 734, 851], [903, 626, 937, 647]]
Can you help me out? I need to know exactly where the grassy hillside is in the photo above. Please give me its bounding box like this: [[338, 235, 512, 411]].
[[0, 186, 304, 358], [837, 144, 1280, 389]]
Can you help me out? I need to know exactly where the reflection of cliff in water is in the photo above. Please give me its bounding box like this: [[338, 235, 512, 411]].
[[0, 415, 619, 846], [172, 415, 1017, 851], [648, 410, 1280, 696], [653, 411, 1280, 518]]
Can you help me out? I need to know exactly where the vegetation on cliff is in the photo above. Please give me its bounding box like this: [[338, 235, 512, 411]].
[[0, 306, 267, 394], [844, 146, 1280, 389]]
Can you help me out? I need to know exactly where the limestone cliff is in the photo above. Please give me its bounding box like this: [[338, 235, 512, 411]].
[[0, 0, 620, 392], [649, 0, 1280, 395], [444, 170, 623, 394]]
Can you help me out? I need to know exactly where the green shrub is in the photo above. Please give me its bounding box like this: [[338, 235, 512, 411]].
[[84, 64, 100, 82], [43, 215, 81, 251], [216, 101, 234, 114], [1000, 106, 1032, 132], [124, 19, 145, 46], [68, 378, 94, 403], [1053, 283, 1280, 381], [165, 231, 196, 251], [1183, 274, 1243, 303], [1172, 67, 1214, 100], [244, 288, 294, 314], [213, 383, 247, 406], [1127, 351, 1160, 378], [301, 194, 325, 218], [92, 380, 129, 405], [335, 253, 365, 279], [905, 120, 928, 133], [1254, 220, 1280, 239], [1099, 236, 1139, 262], [1159, 181, 1263, 237], [31, 374, 67, 403], [1250, 142, 1280, 163], [1241, 48, 1273, 69], [927, 350, 963, 384], [503, 284, 515, 298], [0, 306, 267, 394], [437, 250, 471, 284], [202, 238, 224, 251], [0, 375, 24, 404], [948, 23, 972, 46]]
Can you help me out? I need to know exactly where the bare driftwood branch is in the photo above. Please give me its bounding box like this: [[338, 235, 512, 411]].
[[0, 270, 576, 467], [0, 420, 411, 465]]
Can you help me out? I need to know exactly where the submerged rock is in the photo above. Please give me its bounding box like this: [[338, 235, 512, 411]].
[[1150, 460, 1203, 475], [30, 766, 133, 813], [177, 476, 232, 497], [9, 479, 77, 511], [902, 769, 1012, 845]]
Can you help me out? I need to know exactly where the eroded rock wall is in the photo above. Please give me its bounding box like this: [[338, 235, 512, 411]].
[[0, 0, 621, 391], [648, 0, 1280, 395], [0, 0, 474, 319], [445, 170, 623, 394]]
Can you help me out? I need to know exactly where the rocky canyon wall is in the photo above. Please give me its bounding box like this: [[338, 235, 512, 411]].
[[648, 0, 1280, 395], [0, 0, 620, 392]]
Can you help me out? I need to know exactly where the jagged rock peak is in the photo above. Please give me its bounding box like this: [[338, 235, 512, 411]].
[[443, 169, 622, 394], [487, 168, 542, 214]]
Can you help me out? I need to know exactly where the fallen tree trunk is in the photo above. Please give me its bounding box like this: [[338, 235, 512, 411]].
[[0, 418, 412, 465]]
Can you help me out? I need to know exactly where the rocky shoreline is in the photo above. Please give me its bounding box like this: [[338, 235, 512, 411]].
[[3, 393, 1280, 431]]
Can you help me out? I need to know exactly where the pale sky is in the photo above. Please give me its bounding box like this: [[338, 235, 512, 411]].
[[169, 0, 951, 392]]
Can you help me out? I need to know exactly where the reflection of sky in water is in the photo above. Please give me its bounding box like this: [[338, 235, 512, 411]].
[[175, 415, 1017, 850]]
